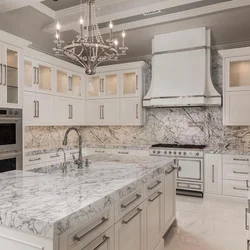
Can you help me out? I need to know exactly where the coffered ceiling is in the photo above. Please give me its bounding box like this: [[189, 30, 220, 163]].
[[1, 0, 250, 65]]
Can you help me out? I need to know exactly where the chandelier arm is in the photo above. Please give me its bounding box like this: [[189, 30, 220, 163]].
[[63, 49, 88, 68]]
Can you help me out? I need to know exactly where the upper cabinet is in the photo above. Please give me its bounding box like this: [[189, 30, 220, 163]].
[[220, 47, 250, 125], [0, 44, 22, 108], [121, 70, 138, 97]]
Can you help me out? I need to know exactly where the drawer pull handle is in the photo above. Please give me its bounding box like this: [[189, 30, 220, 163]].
[[121, 194, 141, 209], [29, 158, 41, 162], [212, 165, 215, 183], [149, 191, 162, 203], [50, 155, 60, 159], [93, 236, 109, 250], [247, 180, 249, 189], [248, 240, 250, 250], [233, 158, 249, 162], [233, 187, 248, 191], [73, 217, 108, 242], [95, 150, 105, 153], [118, 152, 129, 155], [148, 180, 161, 190], [122, 208, 142, 225], [233, 171, 248, 175], [246, 208, 250, 230]]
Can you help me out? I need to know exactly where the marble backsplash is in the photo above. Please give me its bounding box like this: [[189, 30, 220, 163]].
[[24, 51, 250, 151]]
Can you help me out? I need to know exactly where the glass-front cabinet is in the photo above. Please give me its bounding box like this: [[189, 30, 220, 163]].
[[24, 57, 53, 94], [121, 70, 139, 97], [71, 72, 82, 98], [227, 56, 250, 91], [0, 44, 22, 108], [86, 72, 119, 99]]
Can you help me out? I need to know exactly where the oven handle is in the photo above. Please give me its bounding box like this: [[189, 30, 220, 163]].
[[166, 165, 181, 175]]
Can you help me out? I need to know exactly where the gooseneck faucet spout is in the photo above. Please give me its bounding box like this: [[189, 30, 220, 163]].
[[63, 127, 83, 168]]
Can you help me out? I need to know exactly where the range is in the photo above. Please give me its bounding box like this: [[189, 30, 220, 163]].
[[150, 144, 206, 197]]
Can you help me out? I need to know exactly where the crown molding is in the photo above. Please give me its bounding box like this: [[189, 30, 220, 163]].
[[213, 40, 250, 51], [0, 0, 42, 13], [0, 30, 31, 48]]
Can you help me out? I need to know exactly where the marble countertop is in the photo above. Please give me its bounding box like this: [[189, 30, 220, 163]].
[[0, 154, 172, 239]]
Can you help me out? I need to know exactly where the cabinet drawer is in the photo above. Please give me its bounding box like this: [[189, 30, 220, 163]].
[[223, 155, 250, 165], [61, 207, 114, 250], [144, 175, 163, 198], [24, 154, 46, 166], [90, 148, 112, 155], [74, 227, 114, 250], [46, 152, 64, 162], [116, 188, 144, 221], [112, 149, 131, 156], [223, 180, 248, 198], [223, 163, 249, 181], [177, 181, 203, 192]]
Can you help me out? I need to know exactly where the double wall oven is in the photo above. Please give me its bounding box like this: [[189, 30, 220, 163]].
[[150, 144, 206, 197], [0, 108, 22, 172]]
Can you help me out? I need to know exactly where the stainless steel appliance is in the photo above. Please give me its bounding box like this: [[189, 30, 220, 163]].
[[0, 108, 22, 172], [150, 144, 206, 197]]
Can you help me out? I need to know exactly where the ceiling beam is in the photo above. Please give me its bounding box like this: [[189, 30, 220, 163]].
[[43, 0, 204, 34], [0, 0, 42, 13], [31, 3, 56, 19]]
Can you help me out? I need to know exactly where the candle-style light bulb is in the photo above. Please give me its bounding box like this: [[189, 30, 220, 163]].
[[114, 39, 118, 49], [56, 21, 61, 30], [109, 21, 113, 29], [109, 21, 113, 42], [122, 30, 126, 38], [80, 16, 84, 25], [122, 30, 126, 47], [56, 33, 59, 39]]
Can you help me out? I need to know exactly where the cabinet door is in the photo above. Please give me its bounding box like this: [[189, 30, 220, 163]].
[[224, 91, 250, 125], [145, 187, 164, 250], [54, 97, 70, 125], [71, 99, 85, 125], [104, 72, 118, 98], [205, 154, 222, 194], [2, 44, 22, 108], [115, 204, 144, 250], [120, 97, 142, 125], [164, 166, 176, 231], [86, 100, 102, 125], [37, 61, 53, 93], [121, 70, 139, 97], [23, 91, 36, 126], [71, 73, 83, 98], [87, 74, 103, 98], [36, 93, 54, 125], [24, 57, 36, 92], [0, 43, 3, 107], [102, 99, 119, 125], [56, 68, 70, 96]]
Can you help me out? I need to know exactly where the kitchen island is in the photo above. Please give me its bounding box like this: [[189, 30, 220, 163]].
[[0, 154, 177, 250]]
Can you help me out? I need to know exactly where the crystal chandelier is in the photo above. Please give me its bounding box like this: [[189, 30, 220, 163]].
[[54, 0, 128, 75]]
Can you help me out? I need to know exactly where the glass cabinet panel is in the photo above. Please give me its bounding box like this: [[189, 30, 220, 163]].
[[38, 64, 52, 91], [88, 76, 100, 97], [72, 74, 81, 96], [6, 49, 18, 104], [57, 70, 68, 94], [105, 74, 117, 96], [230, 60, 250, 88], [123, 72, 137, 95], [24, 60, 33, 88]]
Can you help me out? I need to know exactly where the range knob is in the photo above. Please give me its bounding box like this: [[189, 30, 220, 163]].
[[157, 151, 161, 154], [196, 152, 200, 156], [179, 152, 182, 155], [153, 150, 156, 154], [164, 151, 167, 154], [183, 152, 187, 155], [8, 110, 12, 115], [14, 111, 18, 115], [169, 151, 172, 154], [174, 152, 176, 155]]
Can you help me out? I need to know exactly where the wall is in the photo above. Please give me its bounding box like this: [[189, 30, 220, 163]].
[[24, 52, 250, 151]]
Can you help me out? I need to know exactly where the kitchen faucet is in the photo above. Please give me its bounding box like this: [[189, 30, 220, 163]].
[[56, 148, 67, 173], [63, 127, 83, 169]]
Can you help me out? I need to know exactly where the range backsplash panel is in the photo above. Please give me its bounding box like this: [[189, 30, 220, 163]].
[[24, 52, 250, 151]]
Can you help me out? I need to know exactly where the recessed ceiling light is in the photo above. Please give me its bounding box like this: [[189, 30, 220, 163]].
[[143, 10, 161, 16]]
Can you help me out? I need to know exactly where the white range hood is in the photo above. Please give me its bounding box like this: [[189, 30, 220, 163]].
[[143, 27, 221, 107]]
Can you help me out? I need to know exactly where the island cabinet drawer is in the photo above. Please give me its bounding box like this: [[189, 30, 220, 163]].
[[144, 174, 164, 198], [223, 155, 250, 165], [223, 163, 249, 181], [60, 207, 114, 250], [24, 154, 46, 166], [112, 149, 131, 155], [46, 152, 64, 162], [81, 227, 114, 250], [89, 148, 113, 155], [115, 188, 144, 221], [223, 180, 248, 198]]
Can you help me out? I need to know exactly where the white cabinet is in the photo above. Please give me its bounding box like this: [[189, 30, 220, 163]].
[[121, 69, 139, 97], [0, 43, 23, 108], [120, 97, 145, 125], [115, 203, 144, 250], [144, 187, 164, 250], [164, 165, 176, 231], [86, 99, 119, 125], [204, 154, 222, 195], [225, 91, 250, 125], [23, 91, 54, 126], [219, 47, 250, 125]]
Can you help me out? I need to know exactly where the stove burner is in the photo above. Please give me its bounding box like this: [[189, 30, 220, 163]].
[[151, 144, 207, 150]]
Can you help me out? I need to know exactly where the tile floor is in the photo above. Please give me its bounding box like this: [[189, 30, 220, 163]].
[[165, 195, 248, 250]]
